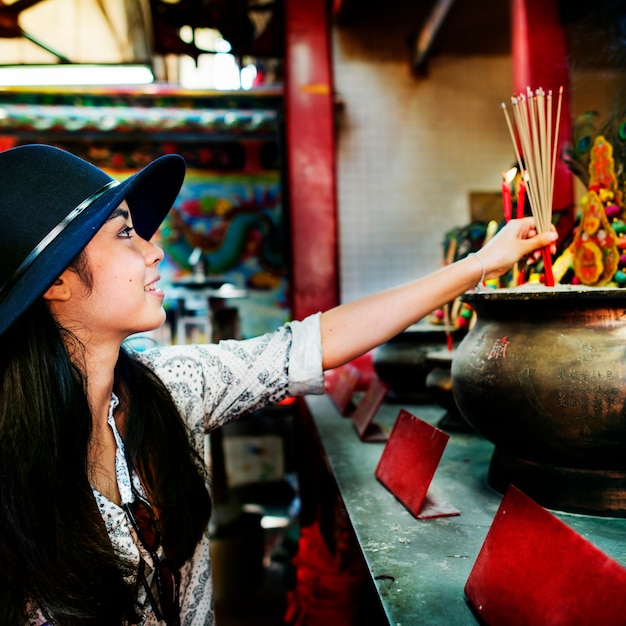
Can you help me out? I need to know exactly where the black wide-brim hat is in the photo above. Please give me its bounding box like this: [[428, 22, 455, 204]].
[[0, 144, 186, 337]]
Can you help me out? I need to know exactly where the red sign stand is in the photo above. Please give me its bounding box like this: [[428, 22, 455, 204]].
[[351, 377, 389, 442], [325, 363, 361, 416], [465, 485, 626, 625], [375, 409, 459, 519]]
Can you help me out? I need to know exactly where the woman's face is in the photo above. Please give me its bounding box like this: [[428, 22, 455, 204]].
[[49, 202, 167, 344]]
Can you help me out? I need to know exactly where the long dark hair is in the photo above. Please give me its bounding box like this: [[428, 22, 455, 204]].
[[0, 298, 211, 624]]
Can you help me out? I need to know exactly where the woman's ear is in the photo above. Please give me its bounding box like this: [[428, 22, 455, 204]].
[[43, 272, 73, 302]]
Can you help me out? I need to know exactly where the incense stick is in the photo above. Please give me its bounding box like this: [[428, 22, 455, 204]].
[[550, 86, 564, 214], [501, 86, 562, 286]]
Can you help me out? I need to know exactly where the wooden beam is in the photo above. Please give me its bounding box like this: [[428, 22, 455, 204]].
[[412, 0, 457, 75]]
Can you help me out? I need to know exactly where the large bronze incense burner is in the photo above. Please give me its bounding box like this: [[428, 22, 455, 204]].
[[451, 285, 626, 517]]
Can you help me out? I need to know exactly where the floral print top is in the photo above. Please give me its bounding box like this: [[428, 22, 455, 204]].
[[26, 314, 324, 625]]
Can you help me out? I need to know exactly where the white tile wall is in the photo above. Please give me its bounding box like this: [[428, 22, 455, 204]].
[[333, 32, 515, 303], [332, 27, 626, 305]]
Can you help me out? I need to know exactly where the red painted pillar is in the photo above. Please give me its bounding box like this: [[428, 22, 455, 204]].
[[284, 0, 339, 320], [511, 0, 574, 217]]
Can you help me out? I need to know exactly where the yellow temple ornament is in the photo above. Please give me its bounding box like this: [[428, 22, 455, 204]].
[[568, 135, 626, 286]]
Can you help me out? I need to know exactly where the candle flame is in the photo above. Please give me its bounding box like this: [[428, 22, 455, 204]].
[[503, 167, 517, 184]]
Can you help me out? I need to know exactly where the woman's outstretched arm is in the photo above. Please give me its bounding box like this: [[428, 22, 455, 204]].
[[319, 217, 558, 370]]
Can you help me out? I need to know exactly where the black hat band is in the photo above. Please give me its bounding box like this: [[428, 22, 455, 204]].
[[0, 179, 120, 304]]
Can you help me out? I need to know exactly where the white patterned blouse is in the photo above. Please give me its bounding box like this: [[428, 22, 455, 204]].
[[27, 314, 324, 626]]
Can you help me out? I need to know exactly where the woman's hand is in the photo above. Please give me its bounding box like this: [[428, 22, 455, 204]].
[[478, 217, 558, 280]]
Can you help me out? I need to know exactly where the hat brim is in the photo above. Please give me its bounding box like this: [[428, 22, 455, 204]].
[[0, 153, 185, 337]]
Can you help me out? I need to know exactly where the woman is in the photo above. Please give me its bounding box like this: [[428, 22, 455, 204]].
[[0, 144, 557, 625]]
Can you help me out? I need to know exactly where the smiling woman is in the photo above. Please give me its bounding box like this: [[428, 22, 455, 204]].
[[0, 143, 555, 625]]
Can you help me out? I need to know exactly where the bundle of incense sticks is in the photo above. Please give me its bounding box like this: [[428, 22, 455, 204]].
[[501, 86, 563, 286]]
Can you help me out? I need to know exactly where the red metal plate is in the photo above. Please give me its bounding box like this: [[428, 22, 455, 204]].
[[351, 377, 389, 442], [375, 409, 450, 518], [325, 363, 361, 416], [465, 485, 626, 625]]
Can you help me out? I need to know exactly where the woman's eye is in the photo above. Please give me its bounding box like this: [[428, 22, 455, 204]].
[[119, 226, 135, 239]]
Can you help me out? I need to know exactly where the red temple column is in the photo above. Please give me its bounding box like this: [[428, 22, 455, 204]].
[[511, 0, 574, 219], [284, 0, 339, 320]]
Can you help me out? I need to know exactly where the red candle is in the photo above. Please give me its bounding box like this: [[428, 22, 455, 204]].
[[517, 180, 526, 219], [502, 176, 512, 222], [542, 247, 555, 287], [446, 331, 454, 352]]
